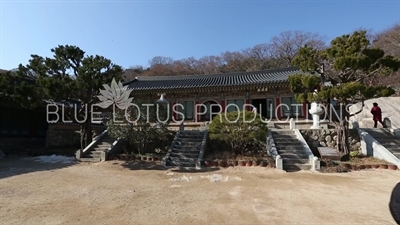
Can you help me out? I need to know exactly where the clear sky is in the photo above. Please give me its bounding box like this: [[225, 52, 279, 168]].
[[0, 0, 399, 70]]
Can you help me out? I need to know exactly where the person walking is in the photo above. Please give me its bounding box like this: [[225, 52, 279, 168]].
[[370, 102, 385, 128]]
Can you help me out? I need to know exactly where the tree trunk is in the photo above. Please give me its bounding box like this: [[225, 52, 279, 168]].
[[336, 120, 350, 160], [335, 104, 350, 161], [80, 123, 86, 150], [84, 108, 93, 147]]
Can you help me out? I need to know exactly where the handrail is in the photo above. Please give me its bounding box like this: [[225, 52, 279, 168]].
[[266, 130, 278, 159], [293, 129, 315, 163], [107, 137, 121, 152], [82, 129, 108, 153], [161, 130, 181, 166], [196, 129, 208, 169]]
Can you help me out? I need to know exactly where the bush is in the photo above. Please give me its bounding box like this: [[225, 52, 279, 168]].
[[108, 99, 172, 155], [208, 110, 267, 156]]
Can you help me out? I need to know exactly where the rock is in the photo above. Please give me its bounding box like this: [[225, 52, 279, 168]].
[[319, 142, 327, 147], [325, 135, 332, 143], [311, 135, 319, 141]]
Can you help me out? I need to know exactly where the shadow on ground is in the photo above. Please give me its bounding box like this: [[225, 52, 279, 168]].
[[119, 160, 221, 173], [0, 156, 78, 180]]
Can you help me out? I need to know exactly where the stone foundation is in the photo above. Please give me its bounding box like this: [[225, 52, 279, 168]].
[[300, 129, 361, 157]]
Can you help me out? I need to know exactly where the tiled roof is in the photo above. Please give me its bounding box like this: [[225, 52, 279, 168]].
[[125, 67, 302, 91]]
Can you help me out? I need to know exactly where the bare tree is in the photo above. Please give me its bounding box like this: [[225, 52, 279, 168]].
[[148, 56, 174, 67], [373, 23, 400, 57], [269, 31, 327, 67]]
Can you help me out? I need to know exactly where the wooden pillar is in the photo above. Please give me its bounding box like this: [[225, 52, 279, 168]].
[[220, 99, 225, 113], [275, 97, 281, 119], [196, 101, 200, 122], [245, 99, 250, 111], [172, 102, 176, 121], [245, 91, 250, 111], [302, 102, 308, 119]]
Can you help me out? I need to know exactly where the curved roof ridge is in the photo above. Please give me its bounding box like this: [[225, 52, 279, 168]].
[[134, 67, 299, 81], [125, 67, 307, 91]]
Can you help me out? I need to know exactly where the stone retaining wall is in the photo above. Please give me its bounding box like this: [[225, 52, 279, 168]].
[[45, 124, 106, 148], [300, 129, 361, 156]]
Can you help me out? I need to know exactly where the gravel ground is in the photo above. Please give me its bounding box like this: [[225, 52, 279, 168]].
[[0, 156, 399, 225]]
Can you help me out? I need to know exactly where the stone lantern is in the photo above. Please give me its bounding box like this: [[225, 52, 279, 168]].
[[309, 89, 324, 129]]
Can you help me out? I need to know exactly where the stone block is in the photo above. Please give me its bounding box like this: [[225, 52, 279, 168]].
[[276, 155, 283, 170]]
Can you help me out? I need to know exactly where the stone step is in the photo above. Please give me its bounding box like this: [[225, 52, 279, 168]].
[[391, 152, 400, 158], [174, 144, 202, 148], [179, 134, 203, 137], [88, 150, 102, 155], [377, 137, 400, 141], [169, 158, 198, 163], [172, 148, 200, 153], [376, 138, 400, 142], [272, 131, 297, 137], [279, 153, 310, 158], [179, 138, 203, 141], [283, 158, 310, 164], [275, 142, 303, 146], [176, 140, 203, 145], [273, 138, 300, 142], [97, 141, 114, 145], [167, 160, 197, 167], [175, 142, 203, 146], [170, 152, 199, 158], [283, 164, 312, 171], [379, 143, 400, 148], [176, 139, 203, 143], [96, 144, 111, 148], [271, 131, 295, 135], [278, 149, 308, 154], [78, 158, 101, 162], [166, 161, 196, 168], [173, 145, 201, 149], [276, 144, 304, 147], [387, 149, 400, 155], [93, 147, 108, 151], [278, 148, 304, 152]]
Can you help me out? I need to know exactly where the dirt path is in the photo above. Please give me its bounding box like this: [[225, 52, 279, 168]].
[[0, 157, 398, 225]]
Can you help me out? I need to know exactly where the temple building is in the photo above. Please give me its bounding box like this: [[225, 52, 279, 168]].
[[125, 67, 311, 123]]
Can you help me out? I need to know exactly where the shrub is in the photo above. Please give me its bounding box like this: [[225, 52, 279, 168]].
[[208, 110, 267, 156]]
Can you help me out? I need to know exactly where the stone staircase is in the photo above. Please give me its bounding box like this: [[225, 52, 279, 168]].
[[363, 128, 400, 160], [165, 130, 205, 168], [78, 133, 117, 162], [271, 129, 312, 171]]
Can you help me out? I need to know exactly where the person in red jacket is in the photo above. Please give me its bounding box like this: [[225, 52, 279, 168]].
[[370, 102, 385, 128]]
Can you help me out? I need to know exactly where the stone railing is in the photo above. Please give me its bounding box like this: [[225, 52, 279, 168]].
[[161, 123, 182, 166], [293, 129, 319, 171], [266, 130, 278, 158], [358, 128, 400, 168], [266, 130, 282, 170], [196, 129, 208, 169], [75, 129, 108, 159]]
